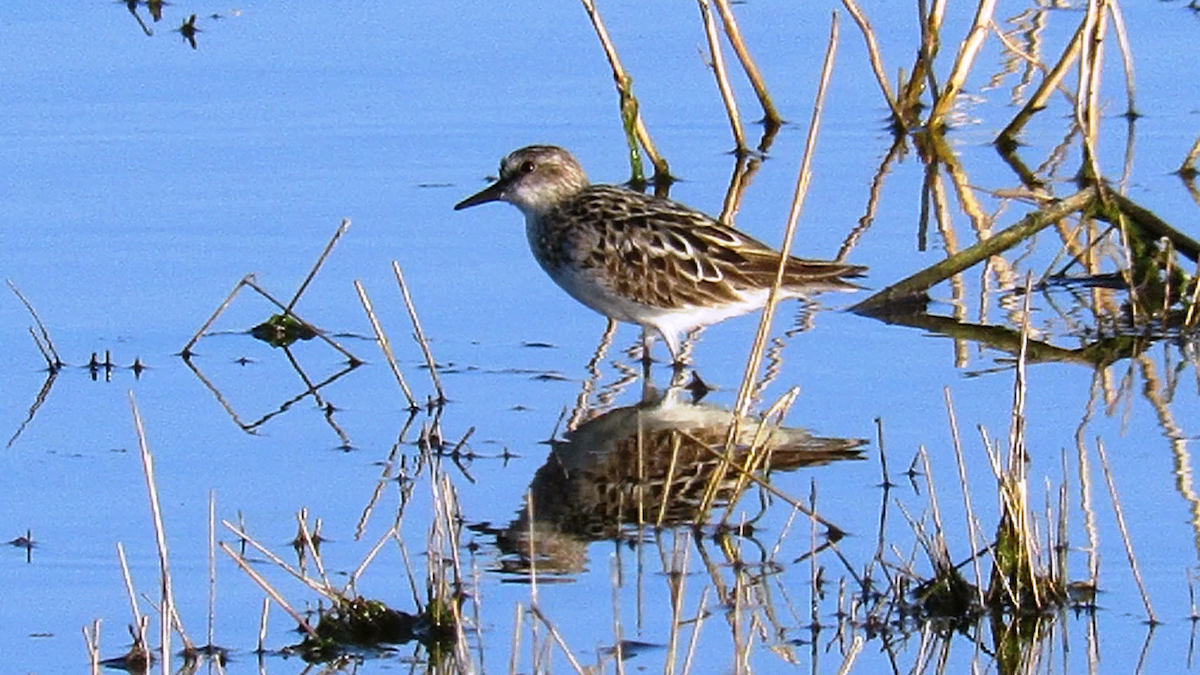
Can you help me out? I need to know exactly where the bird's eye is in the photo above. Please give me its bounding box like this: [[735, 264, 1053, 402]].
[[519, 160, 536, 174]]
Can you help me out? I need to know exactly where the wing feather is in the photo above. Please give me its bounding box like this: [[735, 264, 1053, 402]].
[[555, 185, 865, 310]]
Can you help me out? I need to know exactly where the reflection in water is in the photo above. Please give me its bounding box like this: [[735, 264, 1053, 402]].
[[488, 390, 865, 577], [122, 0, 152, 36], [146, 0, 166, 22], [182, 351, 360, 443], [175, 14, 199, 50]]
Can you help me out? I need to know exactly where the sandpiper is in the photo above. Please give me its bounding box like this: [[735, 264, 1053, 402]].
[[454, 145, 866, 365]]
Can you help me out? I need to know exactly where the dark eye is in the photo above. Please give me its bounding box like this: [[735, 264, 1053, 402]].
[[519, 160, 535, 174]]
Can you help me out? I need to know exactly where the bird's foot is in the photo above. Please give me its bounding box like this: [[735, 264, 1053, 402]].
[[683, 369, 711, 403], [663, 364, 711, 403]]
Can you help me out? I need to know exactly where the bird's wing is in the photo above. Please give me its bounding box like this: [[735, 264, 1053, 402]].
[[569, 187, 863, 309]]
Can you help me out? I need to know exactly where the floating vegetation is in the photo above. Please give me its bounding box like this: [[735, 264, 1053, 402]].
[[294, 596, 455, 663], [250, 312, 317, 348]]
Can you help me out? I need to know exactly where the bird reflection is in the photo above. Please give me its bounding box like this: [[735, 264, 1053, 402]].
[[146, 0, 167, 22], [490, 390, 866, 577], [121, 0, 152, 35]]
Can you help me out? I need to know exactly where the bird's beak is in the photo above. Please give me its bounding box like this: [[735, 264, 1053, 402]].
[[454, 177, 507, 210]]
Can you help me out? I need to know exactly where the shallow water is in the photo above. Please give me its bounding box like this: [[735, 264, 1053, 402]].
[[2, 1, 1199, 673]]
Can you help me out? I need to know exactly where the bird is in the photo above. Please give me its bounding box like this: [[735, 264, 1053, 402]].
[[454, 145, 866, 366]]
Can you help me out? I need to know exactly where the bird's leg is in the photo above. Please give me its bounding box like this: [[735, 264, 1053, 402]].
[[639, 328, 655, 377], [660, 329, 689, 372]]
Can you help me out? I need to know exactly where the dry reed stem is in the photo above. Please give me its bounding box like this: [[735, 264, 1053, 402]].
[[1009, 277, 1028, 470], [838, 0, 904, 128], [929, 0, 998, 127], [1162, 240, 1177, 320], [770, 497, 806, 564], [287, 218, 351, 312], [430, 471, 472, 666], [1075, 379, 1102, 585], [295, 509, 331, 589], [24, 327, 55, 371], [711, 0, 782, 128], [392, 532, 423, 614], [1106, 0, 1137, 118], [529, 605, 587, 675], [663, 532, 693, 674], [1003, 278, 1045, 609], [1113, 210, 1145, 325], [221, 521, 339, 601], [353, 280, 419, 409], [509, 602, 524, 675], [694, 430, 842, 532], [698, 0, 747, 154], [716, 387, 801, 524], [835, 634, 866, 675], [1076, 0, 1105, 181], [83, 620, 101, 675], [609, 556, 625, 675], [578, 0, 669, 178], [255, 597, 269, 653], [917, 447, 954, 573], [1094, 438, 1158, 624], [116, 543, 143, 633], [392, 261, 445, 403], [944, 388, 986, 608], [207, 491, 217, 650], [181, 274, 253, 356], [680, 585, 710, 675], [657, 431, 685, 527], [900, 0, 938, 114], [927, 0, 949, 61], [1054, 472, 1069, 596], [344, 526, 398, 596], [218, 542, 318, 639], [128, 392, 177, 675], [732, 12, 837, 422], [165, 603, 197, 657], [7, 280, 62, 369]]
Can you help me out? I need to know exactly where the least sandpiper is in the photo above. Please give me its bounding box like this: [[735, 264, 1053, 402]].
[[455, 145, 866, 364]]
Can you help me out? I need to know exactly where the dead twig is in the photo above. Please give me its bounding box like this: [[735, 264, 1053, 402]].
[[354, 280, 419, 410], [128, 392, 180, 673], [698, 0, 746, 154], [1095, 438, 1158, 624], [712, 0, 783, 128], [7, 280, 63, 370], [929, 0, 999, 129], [287, 218, 351, 312], [392, 261, 445, 404]]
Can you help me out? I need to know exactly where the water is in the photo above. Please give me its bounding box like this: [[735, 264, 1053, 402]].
[[2, 1, 1199, 673]]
